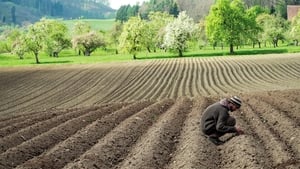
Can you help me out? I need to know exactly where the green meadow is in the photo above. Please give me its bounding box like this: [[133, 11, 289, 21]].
[[1, 19, 300, 67], [1, 44, 300, 67]]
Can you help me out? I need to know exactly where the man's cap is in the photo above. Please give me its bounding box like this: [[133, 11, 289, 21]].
[[230, 96, 242, 107]]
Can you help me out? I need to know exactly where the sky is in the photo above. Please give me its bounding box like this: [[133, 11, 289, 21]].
[[109, 0, 148, 9]]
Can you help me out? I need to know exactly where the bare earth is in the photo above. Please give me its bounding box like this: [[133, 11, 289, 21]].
[[0, 53, 299, 169]]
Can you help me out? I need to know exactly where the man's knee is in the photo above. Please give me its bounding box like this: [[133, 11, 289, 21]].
[[227, 116, 236, 126]]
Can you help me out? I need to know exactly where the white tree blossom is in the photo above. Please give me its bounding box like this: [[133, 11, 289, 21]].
[[162, 11, 196, 57]]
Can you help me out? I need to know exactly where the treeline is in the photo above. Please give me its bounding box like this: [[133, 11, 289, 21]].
[[116, 0, 300, 22], [1, 0, 64, 17], [0, 0, 115, 25]]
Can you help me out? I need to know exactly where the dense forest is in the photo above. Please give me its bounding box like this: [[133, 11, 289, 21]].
[[0, 0, 115, 25]]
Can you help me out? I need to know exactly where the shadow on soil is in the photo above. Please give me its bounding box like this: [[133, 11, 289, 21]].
[[35, 61, 72, 64], [137, 48, 288, 60]]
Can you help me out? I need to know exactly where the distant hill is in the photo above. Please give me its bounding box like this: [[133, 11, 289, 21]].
[[0, 0, 116, 25]]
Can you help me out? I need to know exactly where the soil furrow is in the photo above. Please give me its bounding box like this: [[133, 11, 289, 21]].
[[192, 58, 202, 96], [232, 59, 266, 91], [0, 110, 45, 126], [185, 59, 195, 97], [0, 103, 126, 169], [279, 63, 300, 78], [116, 98, 192, 169], [0, 105, 102, 154], [119, 62, 161, 102], [256, 93, 300, 126], [62, 99, 174, 169], [219, 134, 266, 169], [238, 60, 271, 88], [209, 58, 229, 94], [165, 97, 219, 169], [165, 59, 181, 98], [0, 70, 46, 100], [214, 59, 237, 93], [92, 65, 141, 104], [275, 89, 300, 104], [187, 59, 196, 97], [99, 61, 155, 103], [0, 108, 71, 137], [247, 60, 276, 84], [0, 68, 85, 109], [0, 70, 36, 91], [138, 59, 172, 100], [63, 67, 130, 107], [203, 59, 218, 95], [156, 59, 178, 99], [266, 64, 296, 80], [246, 96, 300, 160], [148, 59, 176, 100], [234, 102, 291, 167], [15, 101, 153, 169], [225, 59, 259, 91], [57, 70, 115, 107], [16, 69, 98, 112], [177, 59, 188, 97], [0, 68, 91, 114], [196, 59, 209, 95], [52, 67, 115, 107], [1, 69, 72, 106], [169, 59, 185, 98]]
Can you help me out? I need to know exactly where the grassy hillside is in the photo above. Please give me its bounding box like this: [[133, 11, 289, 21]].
[[0, 0, 115, 25], [0, 2, 41, 25]]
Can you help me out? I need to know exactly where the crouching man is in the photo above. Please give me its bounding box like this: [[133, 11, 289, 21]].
[[201, 96, 244, 145]]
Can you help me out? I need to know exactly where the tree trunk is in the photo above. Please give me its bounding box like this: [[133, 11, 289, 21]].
[[34, 52, 40, 64], [229, 44, 234, 54], [258, 42, 261, 48], [178, 49, 183, 57], [133, 54, 136, 60], [147, 47, 151, 53], [84, 50, 90, 56]]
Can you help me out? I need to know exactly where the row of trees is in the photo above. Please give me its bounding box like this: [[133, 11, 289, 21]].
[[115, 0, 300, 23], [1, 0, 300, 64]]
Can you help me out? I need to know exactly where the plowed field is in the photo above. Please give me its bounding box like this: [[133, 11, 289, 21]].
[[0, 53, 300, 169]]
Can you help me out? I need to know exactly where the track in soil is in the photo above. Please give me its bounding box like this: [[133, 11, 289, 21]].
[[0, 90, 299, 169], [0, 54, 299, 115]]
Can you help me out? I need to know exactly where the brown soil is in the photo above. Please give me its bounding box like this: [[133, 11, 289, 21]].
[[0, 54, 300, 169]]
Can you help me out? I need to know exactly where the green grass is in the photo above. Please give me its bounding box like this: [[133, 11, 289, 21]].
[[1, 45, 300, 67]]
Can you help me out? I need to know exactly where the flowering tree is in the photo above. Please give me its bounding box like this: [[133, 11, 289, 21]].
[[290, 11, 300, 46], [12, 32, 27, 59], [162, 11, 196, 57], [38, 19, 70, 57], [118, 16, 146, 59], [72, 31, 106, 56], [256, 13, 288, 48], [24, 23, 46, 64], [146, 11, 174, 52]]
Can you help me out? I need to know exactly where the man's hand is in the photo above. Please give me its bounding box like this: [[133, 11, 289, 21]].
[[236, 127, 244, 135]]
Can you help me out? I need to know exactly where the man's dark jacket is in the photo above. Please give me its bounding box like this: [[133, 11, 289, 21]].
[[201, 101, 237, 135]]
